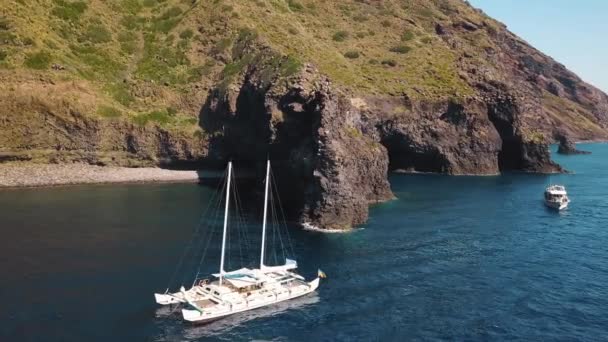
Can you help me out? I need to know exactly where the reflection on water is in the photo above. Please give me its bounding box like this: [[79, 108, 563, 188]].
[[169, 294, 321, 340]]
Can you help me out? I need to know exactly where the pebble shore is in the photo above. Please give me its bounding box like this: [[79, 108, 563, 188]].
[[0, 163, 200, 188]]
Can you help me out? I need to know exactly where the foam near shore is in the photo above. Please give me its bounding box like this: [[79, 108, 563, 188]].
[[0, 162, 200, 188], [301, 222, 364, 233]]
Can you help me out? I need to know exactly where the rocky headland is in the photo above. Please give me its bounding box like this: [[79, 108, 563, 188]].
[[1, 0, 607, 229]]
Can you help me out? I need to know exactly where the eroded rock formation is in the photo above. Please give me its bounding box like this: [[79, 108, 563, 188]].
[[556, 132, 591, 155], [200, 61, 393, 229], [199, 60, 565, 228]]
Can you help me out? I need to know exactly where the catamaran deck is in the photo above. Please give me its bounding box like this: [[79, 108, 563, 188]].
[[193, 298, 217, 308]]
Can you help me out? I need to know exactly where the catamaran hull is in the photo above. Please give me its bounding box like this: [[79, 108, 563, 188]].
[[182, 278, 320, 324], [155, 286, 206, 305], [154, 293, 187, 305]]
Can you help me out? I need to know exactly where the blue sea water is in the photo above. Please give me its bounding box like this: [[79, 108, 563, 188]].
[[0, 143, 607, 341]]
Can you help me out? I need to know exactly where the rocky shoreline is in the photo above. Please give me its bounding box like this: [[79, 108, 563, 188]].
[[0, 162, 200, 188]]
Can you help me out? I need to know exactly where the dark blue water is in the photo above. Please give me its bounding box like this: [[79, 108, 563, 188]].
[[1, 144, 607, 341]]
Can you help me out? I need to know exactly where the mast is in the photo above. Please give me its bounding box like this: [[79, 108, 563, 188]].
[[260, 160, 271, 269], [219, 161, 232, 286]]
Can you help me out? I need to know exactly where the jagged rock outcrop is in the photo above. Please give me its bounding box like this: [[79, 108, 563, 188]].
[[201, 65, 565, 228], [199, 34, 565, 228], [376, 98, 502, 175], [556, 132, 591, 155], [200, 59, 393, 229], [373, 92, 562, 175]]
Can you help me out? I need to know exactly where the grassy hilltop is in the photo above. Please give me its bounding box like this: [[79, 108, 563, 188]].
[[0, 0, 490, 124]]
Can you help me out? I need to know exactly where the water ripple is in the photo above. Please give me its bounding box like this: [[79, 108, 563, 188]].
[[1, 144, 608, 341]]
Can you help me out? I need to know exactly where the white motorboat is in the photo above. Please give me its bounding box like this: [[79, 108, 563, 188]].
[[154, 160, 322, 324], [544, 185, 570, 210]]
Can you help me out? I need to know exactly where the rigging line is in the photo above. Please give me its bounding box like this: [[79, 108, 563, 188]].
[[231, 171, 246, 268], [234, 200, 244, 269], [185, 171, 226, 277], [188, 169, 226, 280], [190, 178, 224, 260], [237, 208, 248, 268], [271, 192, 279, 266], [191, 194, 223, 285], [270, 168, 296, 258], [270, 187, 287, 262], [270, 167, 295, 258], [187, 183, 222, 286], [226, 166, 236, 273], [270, 182, 280, 259], [191, 170, 228, 285], [234, 185, 247, 268], [240, 179, 255, 266], [240, 192, 252, 264], [229, 166, 242, 270], [226, 198, 238, 270], [234, 176, 252, 257], [194, 179, 225, 281], [165, 169, 223, 292]]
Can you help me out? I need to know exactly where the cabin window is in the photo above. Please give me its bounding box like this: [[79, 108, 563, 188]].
[[213, 291, 220, 296]]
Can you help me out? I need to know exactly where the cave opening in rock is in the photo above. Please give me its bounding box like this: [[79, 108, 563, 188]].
[[381, 134, 449, 173], [487, 101, 524, 172], [198, 81, 324, 225], [497, 137, 524, 171]]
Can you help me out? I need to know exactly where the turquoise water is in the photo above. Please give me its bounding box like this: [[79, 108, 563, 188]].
[[1, 144, 607, 341]]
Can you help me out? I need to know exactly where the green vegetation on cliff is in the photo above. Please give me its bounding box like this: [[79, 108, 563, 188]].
[[0, 0, 480, 120], [0, 0, 606, 164]]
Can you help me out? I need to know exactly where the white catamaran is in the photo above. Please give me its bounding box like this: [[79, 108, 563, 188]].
[[154, 160, 322, 324]]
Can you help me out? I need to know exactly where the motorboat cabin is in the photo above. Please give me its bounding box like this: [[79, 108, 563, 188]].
[[544, 185, 570, 210]]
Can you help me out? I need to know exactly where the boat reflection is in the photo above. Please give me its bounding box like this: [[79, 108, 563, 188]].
[[154, 293, 319, 340], [184, 293, 320, 338], [154, 304, 181, 318]]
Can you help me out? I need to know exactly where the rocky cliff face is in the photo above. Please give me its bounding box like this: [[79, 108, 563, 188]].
[[197, 29, 569, 228], [2, 0, 608, 229], [0, 83, 207, 166], [199, 38, 393, 229], [200, 63, 570, 228]]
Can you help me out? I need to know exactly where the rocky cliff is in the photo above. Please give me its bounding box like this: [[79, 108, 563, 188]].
[[1, 0, 607, 229], [0, 77, 207, 166], [555, 132, 591, 155]]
